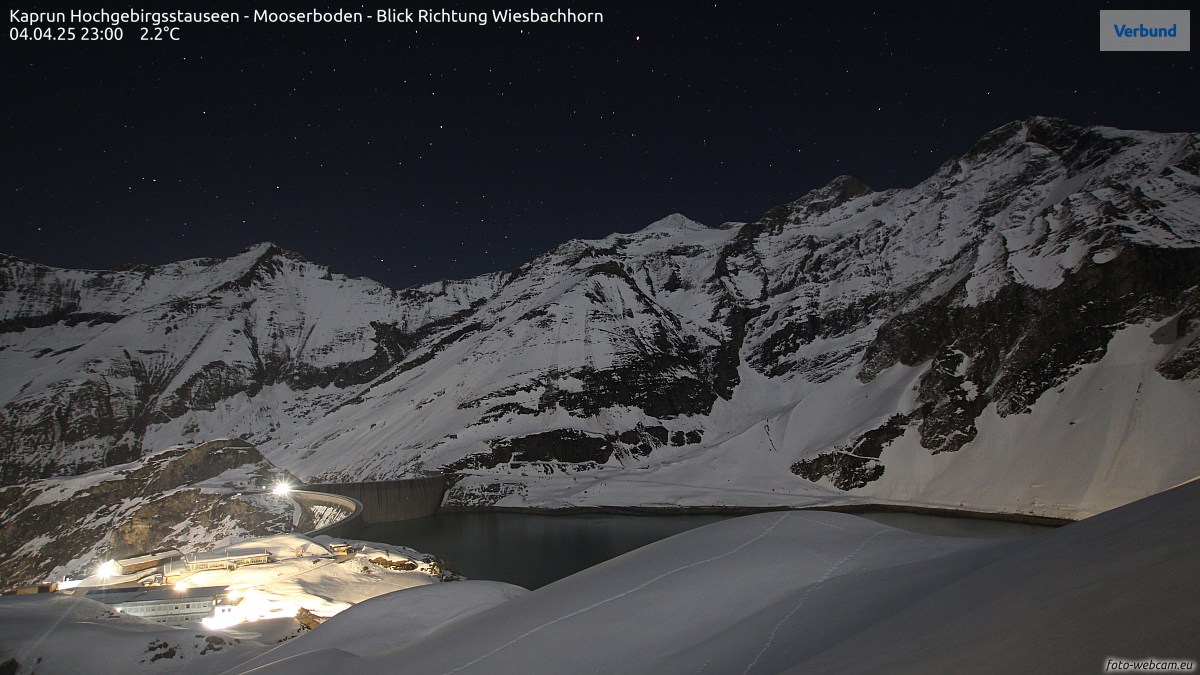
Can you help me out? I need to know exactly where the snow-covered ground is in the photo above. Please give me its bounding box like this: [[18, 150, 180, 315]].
[[239, 479, 1200, 675], [4, 481, 1196, 674], [0, 532, 453, 674], [228, 581, 526, 672]]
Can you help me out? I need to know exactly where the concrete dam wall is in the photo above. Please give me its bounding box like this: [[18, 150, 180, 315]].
[[292, 490, 364, 539], [305, 475, 448, 525]]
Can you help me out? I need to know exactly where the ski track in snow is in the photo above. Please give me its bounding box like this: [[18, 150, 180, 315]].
[[743, 526, 894, 673], [441, 512, 791, 675]]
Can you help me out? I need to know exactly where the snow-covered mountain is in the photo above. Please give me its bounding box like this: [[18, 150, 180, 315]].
[[3, 117, 1198, 520]]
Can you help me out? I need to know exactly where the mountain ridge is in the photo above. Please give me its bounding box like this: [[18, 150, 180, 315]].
[[2, 117, 1198, 526]]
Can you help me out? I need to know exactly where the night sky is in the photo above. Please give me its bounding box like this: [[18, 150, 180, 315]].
[[5, 1, 1197, 290]]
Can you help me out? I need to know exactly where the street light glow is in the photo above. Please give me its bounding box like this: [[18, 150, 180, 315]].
[[97, 560, 119, 579]]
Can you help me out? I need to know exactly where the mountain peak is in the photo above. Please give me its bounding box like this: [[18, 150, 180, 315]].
[[964, 117, 1147, 175], [213, 242, 319, 291], [232, 241, 318, 267], [239, 241, 300, 260], [636, 213, 708, 234], [1023, 115, 1072, 129], [245, 241, 280, 254], [765, 175, 874, 224], [820, 174, 872, 198], [966, 117, 1090, 155], [797, 175, 873, 208]]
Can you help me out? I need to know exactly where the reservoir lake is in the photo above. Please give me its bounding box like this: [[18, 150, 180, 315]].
[[361, 510, 1053, 589]]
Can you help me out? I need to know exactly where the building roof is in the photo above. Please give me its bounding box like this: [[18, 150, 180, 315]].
[[188, 549, 271, 563], [116, 549, 183, 566], [85, 585, 228, 605]]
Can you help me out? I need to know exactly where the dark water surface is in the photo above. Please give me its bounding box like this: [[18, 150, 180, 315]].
[[362, 512, 730, 589], [361, 510, 1053, 590]]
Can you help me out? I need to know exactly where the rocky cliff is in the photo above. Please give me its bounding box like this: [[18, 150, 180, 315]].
[[0, 439, 292, 585]]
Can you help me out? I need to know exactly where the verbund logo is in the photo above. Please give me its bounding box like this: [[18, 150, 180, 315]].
[[1100, 9, 1190, 51]]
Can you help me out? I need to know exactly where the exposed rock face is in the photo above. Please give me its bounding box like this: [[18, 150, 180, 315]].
[[0, 439, 291, 585], [1, 117, 1198, 524]]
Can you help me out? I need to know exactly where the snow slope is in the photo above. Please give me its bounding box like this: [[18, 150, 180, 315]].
[[227, 581, 526, 672], [0, 594, 306, 675], [237, 478, 1200, 675]]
